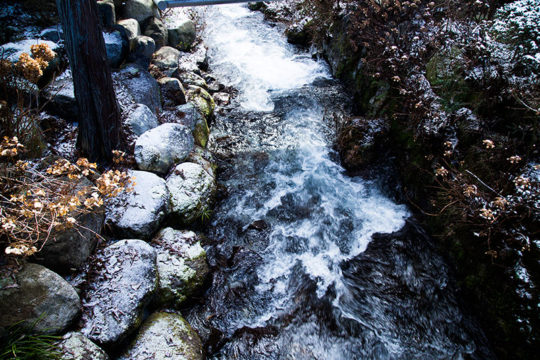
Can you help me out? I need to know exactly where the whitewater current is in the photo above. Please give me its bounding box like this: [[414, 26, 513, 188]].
[[184, 4, 493, 359]]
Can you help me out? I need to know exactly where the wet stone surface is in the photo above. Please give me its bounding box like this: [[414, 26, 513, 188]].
[[81, 240, 157, 347]]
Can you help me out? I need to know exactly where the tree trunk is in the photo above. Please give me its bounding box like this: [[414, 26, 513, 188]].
[[56, 0, 122, 163]]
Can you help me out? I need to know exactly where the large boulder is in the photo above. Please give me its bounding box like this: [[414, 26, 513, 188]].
[[36, 178, 104, 273], [151, 46, 180, 77], [153, 228, 209, 306], [105, 170, 169, 240], [115, 64, 161, 114], [122, 0, 159, 23], [103, 30, 128, 68], [117, 18, 141, 43], [134, 123, 194, 175], [81, 240, 157, 347], [127, 35, 155, 68], [166, 162, 216, 225], [143, 17, 168, 50], [118, 312, 203, 360], [158, 77, 186, 108], [0, 263, 80, 334], [59, 332, 109, 360], [124, 103, 159, 137], [168, 20, 196, 51]]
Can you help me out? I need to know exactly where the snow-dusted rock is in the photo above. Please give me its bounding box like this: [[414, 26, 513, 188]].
[[0, 263, 80, 334], [105, 170, 169, 239], [168, 102, 209, 148], [166, 162, 216, 224], [213, 92, 231, 106], [186, 145, 217, 179], [117, 18, 141, 42], [59, 332, 109, 360], [151, 46, 180, 77], [81, 240, 157, 346], [177, 71, 208, 89], [128, 35, 155, 68], [122, 0, 159, 23], [152, 228, 209, 305], [0, 39, 59, 64], [115, 63, 161, 114], [104, 30, 128, 68], [0, 39, 62, 85], [158, 77, 186, 107], [177, 43, 208, 74], [143, 16, 168, 50], [124, 103, 159, 137], [118, 312, 203, 360], [168, 20, 196, 51], [134, 123, 194, 174]]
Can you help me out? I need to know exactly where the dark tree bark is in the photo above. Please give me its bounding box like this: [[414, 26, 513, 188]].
[[56, 0, 122, 163]]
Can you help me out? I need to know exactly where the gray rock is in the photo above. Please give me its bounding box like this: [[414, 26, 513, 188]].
[[168, 20, 196, 51], [36, 178, 104, 273], [186, 145, 217, 178], [124, 103, 159, 137], [42, 70, 78, 121], [213, 92, 231, 106], [176, 71, 208, 89], [128, 35, 155, 68], [115, 63, 161, 114], [118, 312, 203, 360], [158, 77, 186, 107], [159, 102, 204, 134], [0, 263, 80, 334], [135, 123, 194, 175], [40, 25, 64, 42], [97, 0, 116, 29], [159, 103, 208, 146], [0, 39, 62, 85], [0, 39, 59, 64], [59, 332, 109, 360], [122, 0, 159, 23], [117, 18, 141, 42], [81, 240, 157, 346], [103, 30, 127, 68], [167, 162, 216, 225], [177, 44, 208, 74], [105, 170, 169, 239], [143, 17, 168, 50], [151, 46, 180, 77], [152, 228, 209, 305]]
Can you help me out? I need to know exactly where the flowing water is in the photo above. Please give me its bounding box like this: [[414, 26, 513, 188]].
[[185, 5, 493, 359]]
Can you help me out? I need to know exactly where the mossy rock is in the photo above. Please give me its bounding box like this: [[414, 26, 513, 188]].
[[119, 312, 203, 360], [152, 228, 209, 306], [187, 86, 215, 123]]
